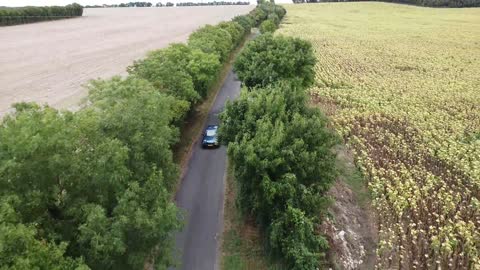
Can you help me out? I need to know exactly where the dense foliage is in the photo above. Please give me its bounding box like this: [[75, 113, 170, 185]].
[[0, 3, 83, 26], [0, 3, 274, 269], [128, 44, 220, 106], [279, 3, 480, 269], [291, 0, 480, 7], [234, 34, 316, 88], [188, 25, 234, 62], [259, 19, 276, 33], [0, 78, 181, 270], [221, 82, 337, 269], [232, 15, 255, 34], [222, 16, 338, 268]]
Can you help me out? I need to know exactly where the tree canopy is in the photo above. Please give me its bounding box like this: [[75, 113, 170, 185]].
[[234, 34, 317, 88]]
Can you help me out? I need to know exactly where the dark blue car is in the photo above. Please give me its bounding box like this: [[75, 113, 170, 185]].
[[202, 125, 219, 148]]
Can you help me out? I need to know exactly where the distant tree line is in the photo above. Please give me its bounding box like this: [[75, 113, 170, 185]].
[[176, 1, 250, 6], [156, 2, 175, 6], [0, 3, 83, 26], [86, 1, 250, 7], [0, 4, 274, 270], [292, 0, 479, 7], [85, 2, 153, 8]]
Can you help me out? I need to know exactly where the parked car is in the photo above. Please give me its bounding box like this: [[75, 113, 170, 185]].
[[202, 125, 219, 148]]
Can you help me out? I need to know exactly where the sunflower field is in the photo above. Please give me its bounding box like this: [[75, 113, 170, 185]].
[[278, 2, 480, 269]]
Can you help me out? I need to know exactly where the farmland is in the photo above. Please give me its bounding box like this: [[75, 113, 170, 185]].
[[0, 6, 253, 117], [278, 2, 480, 269]]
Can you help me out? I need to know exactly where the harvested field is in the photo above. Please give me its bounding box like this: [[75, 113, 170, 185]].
[[0, 6, 253, 116]]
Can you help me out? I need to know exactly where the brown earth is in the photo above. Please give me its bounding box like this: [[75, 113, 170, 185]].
[[0, 6, 254, 117]]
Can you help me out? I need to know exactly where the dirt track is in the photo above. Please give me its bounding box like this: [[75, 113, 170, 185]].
[[0, 6, 253, 116]]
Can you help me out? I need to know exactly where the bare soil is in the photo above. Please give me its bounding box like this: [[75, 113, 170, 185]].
[[319, 147, 378, 270], [0, 6, 253, 117]]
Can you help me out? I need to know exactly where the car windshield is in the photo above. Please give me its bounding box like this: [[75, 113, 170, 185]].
[[206, 130, 216, 136]]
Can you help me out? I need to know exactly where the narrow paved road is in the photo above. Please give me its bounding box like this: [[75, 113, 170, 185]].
[[172, 69, 241, 270]]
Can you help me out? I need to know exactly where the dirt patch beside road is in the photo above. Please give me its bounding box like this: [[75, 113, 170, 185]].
[[0, 6, 253, 117]]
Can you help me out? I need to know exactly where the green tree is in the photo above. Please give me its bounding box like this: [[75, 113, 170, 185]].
[[188, 25, 233, 62], [128, 45, 199, 105], [220, 81, 337, 269], [218, 21, 245, 46], [0, 100, 181, 270], [85, 76, 180, 188], [269, 206, 328, 270], [234, 34, 317, 88], [128, 44, 220, 100], [259, 19, 277, 34], [232, 15, 255, 34], [0, 197, 89, 270]]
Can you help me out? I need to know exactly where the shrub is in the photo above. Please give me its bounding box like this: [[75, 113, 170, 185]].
[[232, 15, 255, 34], [259, 19, 277, 33], [269, 207, 328, 270], [234, 34, 316, 88], [274, 5, 287, 19], [249, 7, 267, 25], [219, 21, 246, 46], [188, 25, 233, 62], [268, 13, 280, 25]]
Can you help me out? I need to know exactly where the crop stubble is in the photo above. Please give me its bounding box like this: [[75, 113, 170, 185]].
[[0, 6, 253, 116]]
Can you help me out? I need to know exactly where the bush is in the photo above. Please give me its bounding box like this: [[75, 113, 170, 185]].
[[259, 19, 277, 33], [267, 13, 280, 25], [234, 34, 317, 88], [219, 21, 246, 46], [274, 5, 287, 19], [188, 25, 233, 62], [269, 207, 329, 270], [232, 15, 255, 34], [249, 7, 267, 25]]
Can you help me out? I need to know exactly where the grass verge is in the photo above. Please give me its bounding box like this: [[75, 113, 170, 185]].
[[221, 161, 287, 270], [221, 161, 268, 270]]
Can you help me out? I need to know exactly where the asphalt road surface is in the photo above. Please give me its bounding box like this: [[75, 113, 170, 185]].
[[172, 69, 241, 270]]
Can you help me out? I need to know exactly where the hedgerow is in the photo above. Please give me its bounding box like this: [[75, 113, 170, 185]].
[[0, 3, 83, 26], [221, 21, 338, 269], [0, 3, 274, 269]]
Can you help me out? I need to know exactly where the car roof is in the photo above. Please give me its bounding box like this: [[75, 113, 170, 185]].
[[206, 125, 218, 130]]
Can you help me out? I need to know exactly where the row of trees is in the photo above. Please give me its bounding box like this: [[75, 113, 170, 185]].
[[85, 1, 250, 8], [0, 4, 272, 270], [292, 0, 480, 8], [85, 2, 153, 8], [220, 10, 338, 270], [0, 3, 83, 26], [176, 1, 250, 6]]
